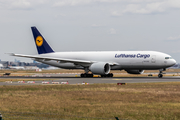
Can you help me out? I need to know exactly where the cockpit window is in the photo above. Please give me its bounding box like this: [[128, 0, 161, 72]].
[[165, 57, 172, 59]]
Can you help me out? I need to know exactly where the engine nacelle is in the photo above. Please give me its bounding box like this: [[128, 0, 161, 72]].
[[126, 70, 144, 74], [89, 62, 110, 75]]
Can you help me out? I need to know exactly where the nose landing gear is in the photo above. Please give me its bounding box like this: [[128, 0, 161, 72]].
[[158, 73, 163, 78], [158, 69, 166, 78]]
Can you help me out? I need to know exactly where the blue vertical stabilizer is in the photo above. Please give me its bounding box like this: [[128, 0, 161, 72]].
[[31, 27, 54, 54]]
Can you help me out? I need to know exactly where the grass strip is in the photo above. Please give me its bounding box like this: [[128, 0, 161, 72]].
[[0, 82, 180, 119]]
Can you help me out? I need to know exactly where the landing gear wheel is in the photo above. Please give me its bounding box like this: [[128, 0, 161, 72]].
[[90, 74, 93, 77], [101, 73, 113, 78], [158, 69, 166, 78], [101, 75, 105, 77], [80, 73, 93, 78], [84, 74, 87, 77], [110, 73, 113, 77], [81, 74, 84, 77], [158, 74, 163, 78]]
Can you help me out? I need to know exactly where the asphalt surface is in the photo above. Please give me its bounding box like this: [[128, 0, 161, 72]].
[[0, 75, 180, 86]]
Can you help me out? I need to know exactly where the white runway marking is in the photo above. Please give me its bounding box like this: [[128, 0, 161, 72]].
[[101, 79, 132, 80]]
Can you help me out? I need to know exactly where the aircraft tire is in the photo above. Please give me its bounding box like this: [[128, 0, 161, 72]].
[[101, 75, 105, 77], [101, 73, 113, 78], [90, 74, 93, 77], [158, 74, 163, 78], [81, 74, 84, 77], [84, 74, 87, 77], [81, 73, 93, 78]]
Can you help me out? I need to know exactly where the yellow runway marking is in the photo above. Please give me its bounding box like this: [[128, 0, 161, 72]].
[[121, 79, 132, 80]]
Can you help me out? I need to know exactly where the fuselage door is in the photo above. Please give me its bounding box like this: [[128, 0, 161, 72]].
[[151, 55, 156, 63]]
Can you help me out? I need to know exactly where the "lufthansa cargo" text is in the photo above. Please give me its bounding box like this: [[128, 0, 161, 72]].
[[115, 54, 150, 59]]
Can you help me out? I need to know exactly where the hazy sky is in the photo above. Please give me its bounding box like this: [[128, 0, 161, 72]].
[[0, 0, 180, 62]]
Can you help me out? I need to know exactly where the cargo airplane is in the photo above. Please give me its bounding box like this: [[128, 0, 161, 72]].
[[9, 27, 176, 78]]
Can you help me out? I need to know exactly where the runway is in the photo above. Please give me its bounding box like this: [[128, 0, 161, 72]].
[[0, 76, 180, 86]]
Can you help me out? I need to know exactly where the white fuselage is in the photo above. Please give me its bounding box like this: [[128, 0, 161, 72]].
[[36, 51, 176, 70]]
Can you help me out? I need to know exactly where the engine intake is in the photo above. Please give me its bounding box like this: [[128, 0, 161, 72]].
[[126, 70, 144, 74], [89, 62, 110, 75]]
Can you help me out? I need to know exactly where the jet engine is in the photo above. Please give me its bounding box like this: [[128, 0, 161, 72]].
[[89, 62, 110, 75], [126, 70, 144, 74]]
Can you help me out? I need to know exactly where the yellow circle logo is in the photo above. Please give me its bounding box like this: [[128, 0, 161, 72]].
[[36, 36, 43, 47]]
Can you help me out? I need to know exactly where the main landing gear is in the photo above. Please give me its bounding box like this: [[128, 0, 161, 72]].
[[81, 67, 113, 78], [81, 68, 94, 77], [101, 73, 113, 77], [158, 69, 166, 78], [81, 73, 93, 77], [80, 73, 114, 78]]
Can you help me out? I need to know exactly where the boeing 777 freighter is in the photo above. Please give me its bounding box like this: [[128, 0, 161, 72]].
[[9, 27, 176, 78]]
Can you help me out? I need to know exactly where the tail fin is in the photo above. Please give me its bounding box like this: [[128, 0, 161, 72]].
[[31, 27, 54, 54]]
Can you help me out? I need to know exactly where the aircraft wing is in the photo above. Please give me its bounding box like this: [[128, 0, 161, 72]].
[[9, 53, 118, 66]]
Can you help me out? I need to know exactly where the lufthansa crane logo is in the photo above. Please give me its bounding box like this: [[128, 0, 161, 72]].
[[36, 36, 43, 47]]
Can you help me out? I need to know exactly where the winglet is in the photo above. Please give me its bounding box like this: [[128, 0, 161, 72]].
[[31, 27, 54, 54]]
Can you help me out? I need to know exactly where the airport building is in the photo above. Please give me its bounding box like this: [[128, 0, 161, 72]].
[[0, 60, 50, 70]]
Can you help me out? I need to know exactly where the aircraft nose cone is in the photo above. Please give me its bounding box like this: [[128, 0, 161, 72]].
[[171, 59, 176, 66]]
